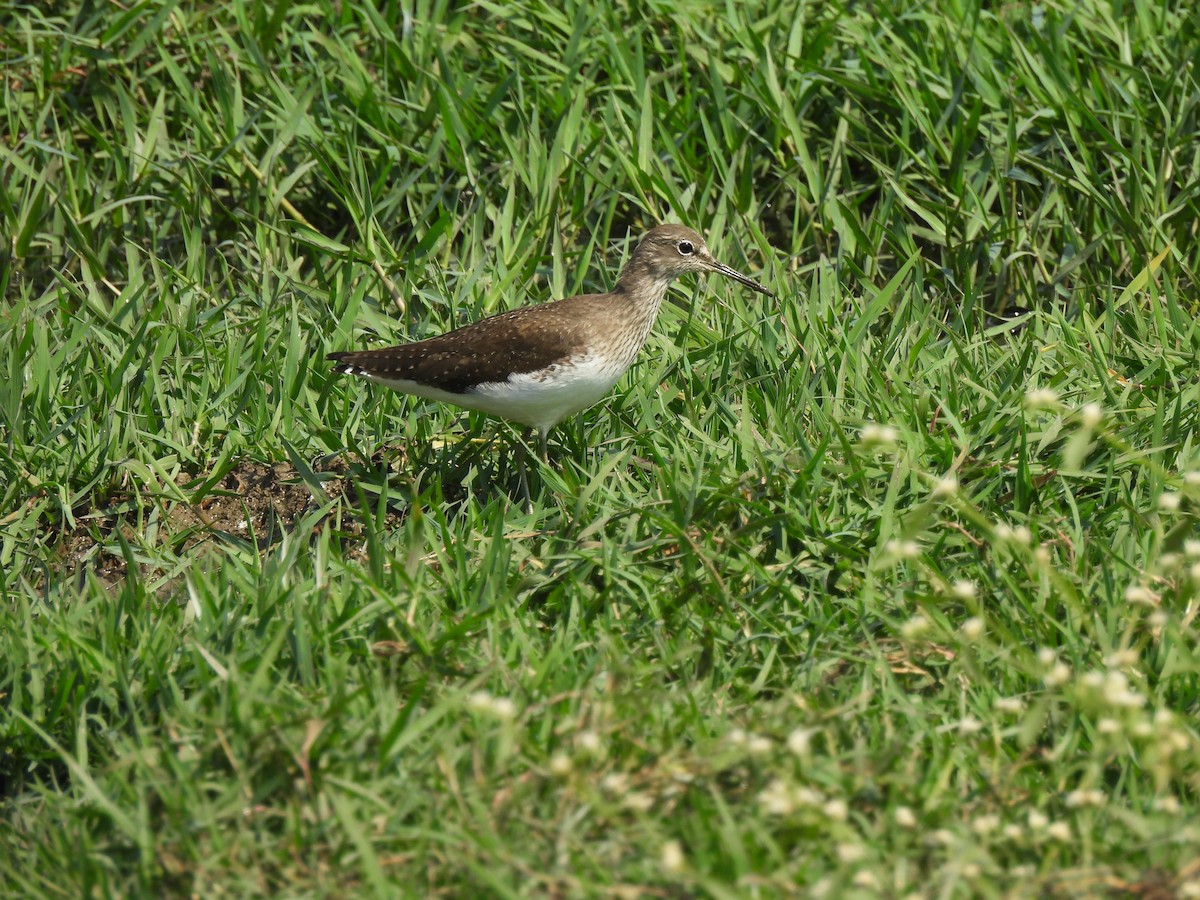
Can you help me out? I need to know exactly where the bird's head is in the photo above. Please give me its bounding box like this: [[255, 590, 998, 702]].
[[631, 224, 774, 297]]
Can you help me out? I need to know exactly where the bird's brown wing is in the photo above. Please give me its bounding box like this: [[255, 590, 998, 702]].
[[328, 297, 602, 394]]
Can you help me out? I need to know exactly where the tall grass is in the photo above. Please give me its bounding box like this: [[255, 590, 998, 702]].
[[3, 0, 1199, 895]]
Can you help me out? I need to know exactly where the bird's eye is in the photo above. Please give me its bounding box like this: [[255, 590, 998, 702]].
[[677, 240, 695, 255]]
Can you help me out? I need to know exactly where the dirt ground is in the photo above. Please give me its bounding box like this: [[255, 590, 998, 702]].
[[46, 451, 414, 595]]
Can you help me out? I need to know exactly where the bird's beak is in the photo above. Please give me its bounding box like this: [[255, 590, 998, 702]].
[[703, 253, 775, 298]]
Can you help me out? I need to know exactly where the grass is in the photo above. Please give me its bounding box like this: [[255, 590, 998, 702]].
[[3, 0, 1200, 895]]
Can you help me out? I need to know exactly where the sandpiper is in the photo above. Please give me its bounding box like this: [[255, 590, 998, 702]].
[[328, 225, 773, 455]]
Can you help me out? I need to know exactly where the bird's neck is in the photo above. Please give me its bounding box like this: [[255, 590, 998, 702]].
[[589, 261, 675, 369], [613, 257, 674, 328]]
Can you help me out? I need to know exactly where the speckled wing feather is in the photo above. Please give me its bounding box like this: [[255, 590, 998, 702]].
[[327, 296, 605, 393]]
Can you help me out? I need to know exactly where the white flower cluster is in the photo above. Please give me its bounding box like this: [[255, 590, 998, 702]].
[[860, 423, 900, 446], [466, 690, 517, 720]]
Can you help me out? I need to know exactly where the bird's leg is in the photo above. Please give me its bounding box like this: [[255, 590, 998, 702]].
[[515, 428, 532, 513], [537, 427, 549, 463]]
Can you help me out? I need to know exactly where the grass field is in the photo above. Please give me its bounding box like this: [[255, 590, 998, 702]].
[[4, 0, 1200, 895]]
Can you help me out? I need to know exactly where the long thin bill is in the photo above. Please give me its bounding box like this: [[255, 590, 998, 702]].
[[711, 259, 774, 298]]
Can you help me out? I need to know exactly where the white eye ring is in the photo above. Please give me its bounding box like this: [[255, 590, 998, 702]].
[[677, 241, 695, 255]]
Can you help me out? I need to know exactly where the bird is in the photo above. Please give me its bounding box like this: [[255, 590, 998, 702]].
[[328, 224, 774, 458]]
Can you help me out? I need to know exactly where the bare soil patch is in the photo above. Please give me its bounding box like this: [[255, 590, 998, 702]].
[[47, 451, 412, 594]]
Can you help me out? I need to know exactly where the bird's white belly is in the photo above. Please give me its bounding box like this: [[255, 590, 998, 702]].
[[365, 352, 627, 430]]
